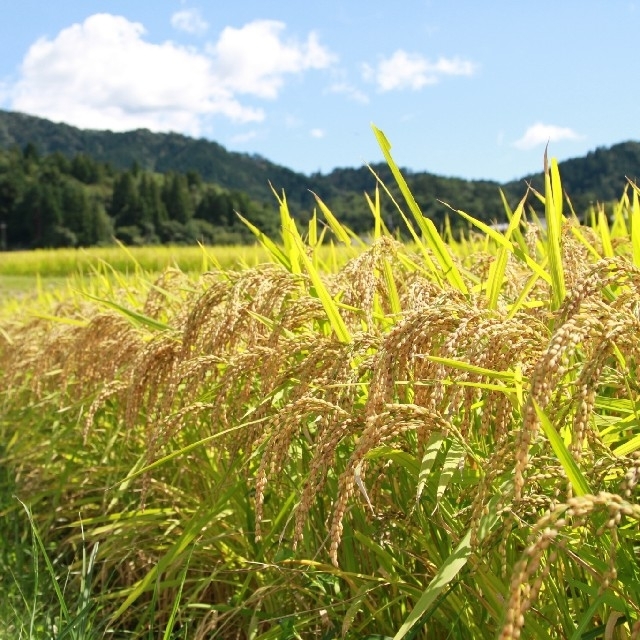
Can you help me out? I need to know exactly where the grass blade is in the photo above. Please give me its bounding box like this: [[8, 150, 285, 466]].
[[544, 153, 566, 309], [82, 292, 172, 332], [372, 124, 468, 294], [311, 191, 352, 245], [393, 496, 500, 640], [533, 399, 591, 496]]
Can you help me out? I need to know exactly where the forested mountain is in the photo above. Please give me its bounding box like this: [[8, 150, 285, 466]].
[[0, 109, 326, 210], [0, 108, 639, 250]]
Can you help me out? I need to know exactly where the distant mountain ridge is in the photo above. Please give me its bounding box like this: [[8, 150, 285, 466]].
[[1, 108, 640, 219], [0, 109, 322, 208]]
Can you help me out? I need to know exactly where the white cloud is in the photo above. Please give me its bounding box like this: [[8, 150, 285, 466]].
[[364, 50, 476, 92], [6, 14, 336, 136], [207, 20, 336, 99], [514, 122, 583, 150], [171, 8, 209, 35], [309, 128, 325, 138]]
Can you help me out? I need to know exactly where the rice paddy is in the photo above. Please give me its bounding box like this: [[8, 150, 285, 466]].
[[1, 133, 639, 639]]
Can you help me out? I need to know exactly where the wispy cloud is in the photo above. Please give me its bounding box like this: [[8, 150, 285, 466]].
[[514, 122, 583, 150], [327, 81, 369, 104], [363, 50, 476, 91], [5, 14, 336, 136], [171, 8, 209, 35], [309, 128, 325, 138]]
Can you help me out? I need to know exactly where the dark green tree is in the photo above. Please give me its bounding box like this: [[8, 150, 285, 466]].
[[139, 173, 167, 228], [17, 183, 65, 247], [163, 172, 194, 224], [71, 153, 101, 184], [111, 171, 142, 228]]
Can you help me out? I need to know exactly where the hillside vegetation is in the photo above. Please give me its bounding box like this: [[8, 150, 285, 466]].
[[1, 109, 640, 249]]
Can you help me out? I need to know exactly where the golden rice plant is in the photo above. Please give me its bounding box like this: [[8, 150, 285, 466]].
[[1, 128, 640, 639]]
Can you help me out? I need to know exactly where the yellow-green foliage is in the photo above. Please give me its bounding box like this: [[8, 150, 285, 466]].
[[0, 243, 270, 278], [1, 134, 640, 639]]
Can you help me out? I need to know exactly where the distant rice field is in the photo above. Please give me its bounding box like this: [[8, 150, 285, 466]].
[[0, 244, 271, 278]]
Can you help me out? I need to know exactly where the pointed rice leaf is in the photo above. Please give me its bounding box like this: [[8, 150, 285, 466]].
[[31, 313, 88, 327], [236, 212, 291, 270], [630, 183, 640, 266], [82, 293, 172, 332], [269, 184, 302, 274], [162, 545, 194, 640], [365, 185, 387, 240], [308, 209, 320, 269], [415, 432, 444, 508], [485, 247, 509, 307], [544, 154, 566, 309], [436, 440, 466, 501], [246, 309, 296, 339], [342, 584, 376, 638], [111, 508, 220, 620], [442, 200, 552, 285], [486, 194, 526, 308], [421, 355, 525, 382], [308, 209, 318, 248], [610, 187, 629, 238], [372, 124, 468, 294], [382, 257, 402, 316], [533, 399, 591, 496], [443, 212, 454, 244], [392, 536, 470, 640], [270, 184, 292, 251], [368, 163, 444, 286], [281, 217, 302, 276], [425, 379, 518, 393], [568, 596, 609, 640], [569, 225, 602, 260], [613, 433, 640, 457], [109, 421, 251, 489], [18, 499, 71, 625], [311, 191, 352, 245], [506, 268, 545, 320], [288, 221, 352, 343], [550, 156, 563, 220], [500, 189, 528, 253], [393, 495, 500, 640], [598, 207, 615, 258]]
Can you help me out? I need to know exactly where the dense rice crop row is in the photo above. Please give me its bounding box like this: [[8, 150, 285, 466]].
[[1, 131, 639, 638]]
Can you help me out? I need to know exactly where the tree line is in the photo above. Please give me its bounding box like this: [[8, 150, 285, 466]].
[[0, 144, 280, 249], [2, 133, 638, 250]]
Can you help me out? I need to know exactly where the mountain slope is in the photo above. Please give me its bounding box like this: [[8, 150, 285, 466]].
[[0, 109, 325, 208], [1, 109, 640, 223]]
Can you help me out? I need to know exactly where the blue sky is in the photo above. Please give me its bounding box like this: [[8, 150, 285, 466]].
[[0, 1, 638, 182]]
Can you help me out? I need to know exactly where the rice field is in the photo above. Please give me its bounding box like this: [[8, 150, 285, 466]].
[[1, 132, 640, 639]]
